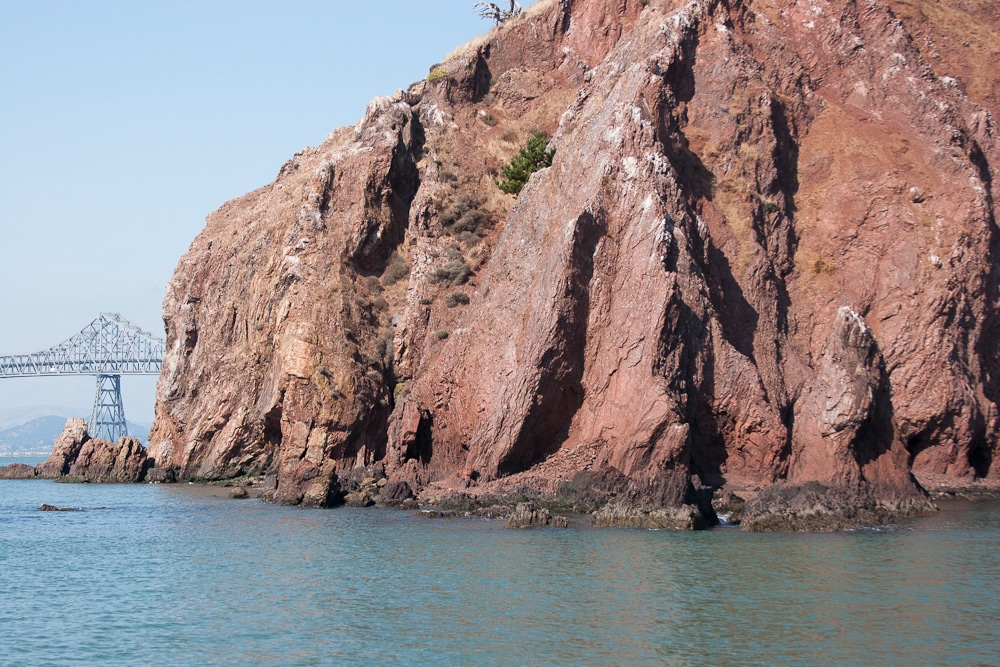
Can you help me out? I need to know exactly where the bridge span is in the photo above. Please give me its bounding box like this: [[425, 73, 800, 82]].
[[0, 313, 165, 442]]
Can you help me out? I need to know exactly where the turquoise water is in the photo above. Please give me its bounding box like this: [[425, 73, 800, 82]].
[[1, 479, 998, 667]]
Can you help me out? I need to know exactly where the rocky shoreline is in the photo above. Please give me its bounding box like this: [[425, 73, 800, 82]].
[[6, 417, 996, 532], [4, 451, 991, 532]]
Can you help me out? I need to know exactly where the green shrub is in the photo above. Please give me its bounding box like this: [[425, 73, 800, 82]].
[[445, 291, 470, 308], [381, 251, 410, 286], [427, 68, 448, 82], [434, 330, 449, 340], [439, 193, 494, 239], [451, 210, 487, 235], [377, 327, 395, 366], [430, 260, 470, 286], [497, 130, 555, 195], [394, 382, 407, 402], [429, 246, 471, 286]]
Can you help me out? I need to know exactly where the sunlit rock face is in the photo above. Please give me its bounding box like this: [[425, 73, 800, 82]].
[[37, 418, 150, 483], [150, 0, 999, 526]]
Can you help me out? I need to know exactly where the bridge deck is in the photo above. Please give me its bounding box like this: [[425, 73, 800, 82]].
[[0, 313, 165, 378]]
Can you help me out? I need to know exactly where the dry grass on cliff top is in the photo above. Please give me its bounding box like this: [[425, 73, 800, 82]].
[[887, 0, 1000, 110], [443, 0, 559, 63]]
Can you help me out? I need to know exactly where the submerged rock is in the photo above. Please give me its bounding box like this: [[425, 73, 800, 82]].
[[343, 491, 375, 507], [145, 467, 177, 484], [413, 509, 458, 519], [506, 502, 568, 529], [377, 480, 416, 507], [39, 504, 76, 512], [262, 459, 341, 507], [339, 464, 393, 507], [738, 483, 935, 532], [591, 505, 710, 531]]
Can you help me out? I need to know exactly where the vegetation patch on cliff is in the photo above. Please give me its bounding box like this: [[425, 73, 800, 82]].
[[496, 130, 555, 195]]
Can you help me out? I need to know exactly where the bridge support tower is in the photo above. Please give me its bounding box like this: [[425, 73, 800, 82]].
[[91, 374, 128, 442]]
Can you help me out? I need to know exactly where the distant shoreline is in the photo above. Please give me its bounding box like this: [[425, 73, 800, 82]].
[[0, 453, 49, 464]]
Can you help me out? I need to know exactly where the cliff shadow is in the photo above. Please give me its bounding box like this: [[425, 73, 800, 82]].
[[853, 357, 898, 471], [404, 410, 434, 466], [497, 209, 604, 476], [971, 138, 998, 477], [651, 24, 761, 363], [767, 95, 800, 338], [656, 25, 714, 205], [703, 237, 759, 363], [652, 290, 728, 488], [687, 337, 730, 490], [351, 114, 425, 275]]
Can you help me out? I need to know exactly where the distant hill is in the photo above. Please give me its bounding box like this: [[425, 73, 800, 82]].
[[0, 416, 73, 454], [0, 412, 149, 455], [0, 405, 81, 431]]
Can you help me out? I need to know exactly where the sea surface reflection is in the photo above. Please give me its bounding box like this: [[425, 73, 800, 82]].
[[2, 480, 997, 666]]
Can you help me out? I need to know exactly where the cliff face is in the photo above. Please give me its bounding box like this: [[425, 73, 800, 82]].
[[150, 0, 999, 524]]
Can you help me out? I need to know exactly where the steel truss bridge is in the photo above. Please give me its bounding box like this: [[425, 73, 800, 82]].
[[0, 313, 165, 442]]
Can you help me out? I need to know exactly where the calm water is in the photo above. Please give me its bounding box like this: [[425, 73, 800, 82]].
[[1, 477, 998, 667]]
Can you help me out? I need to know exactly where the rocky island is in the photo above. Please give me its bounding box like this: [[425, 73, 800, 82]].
[[136, 0, 997, 530], [0, 418, 150, 483]]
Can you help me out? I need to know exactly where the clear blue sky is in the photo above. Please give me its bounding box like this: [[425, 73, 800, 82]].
[[0, 0, 535, 425]]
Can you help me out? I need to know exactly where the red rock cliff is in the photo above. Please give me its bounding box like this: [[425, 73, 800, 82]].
[[149, 0, 999, 525]]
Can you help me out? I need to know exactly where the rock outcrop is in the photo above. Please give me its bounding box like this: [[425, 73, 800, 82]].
[[69, 436, 150, 484], [37, 419, 151, 483], [0, 463, 38, 480], [506, 502, 568, 528], [35, 417, 89, 478], [149, 0, 998, 528]]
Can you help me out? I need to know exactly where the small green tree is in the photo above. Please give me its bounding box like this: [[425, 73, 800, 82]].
[[497, 131, 555, 196]]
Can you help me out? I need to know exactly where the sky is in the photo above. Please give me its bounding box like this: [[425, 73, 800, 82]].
[[0, 0, 536, 425]]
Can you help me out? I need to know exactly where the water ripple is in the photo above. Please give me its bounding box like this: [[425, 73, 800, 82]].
[[2, 482, 998, 666]]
